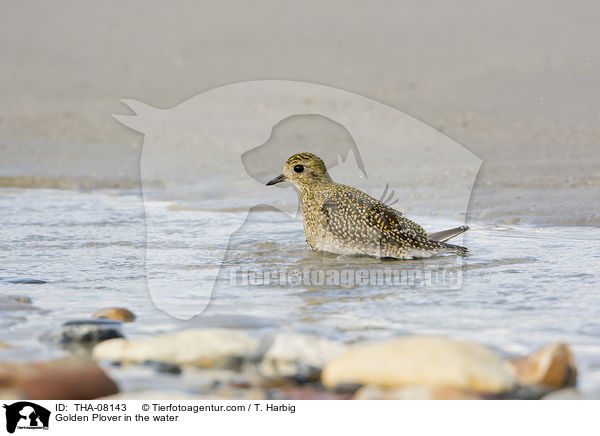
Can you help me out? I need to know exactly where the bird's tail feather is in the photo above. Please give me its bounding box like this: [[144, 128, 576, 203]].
[[429, 225, 470, 242], [441, 241, 469, 255]]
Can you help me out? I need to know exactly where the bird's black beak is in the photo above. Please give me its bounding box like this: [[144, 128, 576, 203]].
[[266, 174, 286, 186]]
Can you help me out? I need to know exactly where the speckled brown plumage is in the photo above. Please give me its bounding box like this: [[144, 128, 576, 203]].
[[267, 153, 468, 259]]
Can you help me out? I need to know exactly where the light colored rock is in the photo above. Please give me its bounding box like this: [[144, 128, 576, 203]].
[[253, 333, 347, 380], [321, 336, 515, 393], [93, 307, 136, 322], [92, 329, 258, 367], [353, 385, 483, 400], [506, 342, 577, 389]]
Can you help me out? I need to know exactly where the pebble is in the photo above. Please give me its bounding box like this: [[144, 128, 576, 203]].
[[250, 332, 347, 381], [321, 336, 515, 393], [3, 278, 46, 284], [0, 297, 40, 313], [0, 358, 118, 400], [184, 368, 250, 392], [43, 319, 124, 349], [143, 360, 182, 375], [92, 329, 258, 368], [8, 296, 32, 304], [93, 307, 136, 322], [505, 342, 577, 389]]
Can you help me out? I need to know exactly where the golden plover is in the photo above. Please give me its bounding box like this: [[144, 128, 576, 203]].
[[266, 152, 468, 259]]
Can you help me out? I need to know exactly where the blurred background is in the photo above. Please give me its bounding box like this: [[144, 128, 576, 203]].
[[1, 0, 599, 224]]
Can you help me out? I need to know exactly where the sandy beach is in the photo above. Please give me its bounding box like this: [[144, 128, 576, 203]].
[[1, 0, 599, 225]]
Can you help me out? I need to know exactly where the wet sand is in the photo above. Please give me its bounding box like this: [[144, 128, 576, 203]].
[[1, 1, 599, 225]]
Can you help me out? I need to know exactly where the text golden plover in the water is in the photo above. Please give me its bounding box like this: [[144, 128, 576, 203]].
[[266, 152, 469, 259]]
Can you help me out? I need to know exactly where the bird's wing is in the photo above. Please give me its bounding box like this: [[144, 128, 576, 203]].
[[319, 186, 465, 253], [321, 188, 422, 242], [391, 209, 428, 236]]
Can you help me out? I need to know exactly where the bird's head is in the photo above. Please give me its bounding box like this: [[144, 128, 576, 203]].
[[266, 152, 332, 189]]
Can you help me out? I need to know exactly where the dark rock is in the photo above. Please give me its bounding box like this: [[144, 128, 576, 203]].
[[4, 278, 47, 284], [42, 319, 124, 349], [332, 383, 362, 395], [143, 360, 182, 375]]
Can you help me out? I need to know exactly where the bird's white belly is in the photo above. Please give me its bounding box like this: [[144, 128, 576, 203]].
[[313, 236, 372, 257]]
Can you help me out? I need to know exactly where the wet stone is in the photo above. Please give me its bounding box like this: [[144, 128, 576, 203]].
[[0, 296, 40, 313], [322, 336, 516, 394], [143, 360, 182, 375], [43, 319, 124, 349], [501, 383, 553, 400], [505, 342, 577, 390], [250, 333, 347, 381], [92, 329, 258, 367], [93, 307, 136, 323], [7, 296, 32, 304]]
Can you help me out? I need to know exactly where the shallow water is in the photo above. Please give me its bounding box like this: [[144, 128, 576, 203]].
[[1, 188, 599, 392]]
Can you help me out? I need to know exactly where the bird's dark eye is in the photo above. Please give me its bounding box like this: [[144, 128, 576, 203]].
[[293, 164, 304, 173]]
